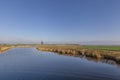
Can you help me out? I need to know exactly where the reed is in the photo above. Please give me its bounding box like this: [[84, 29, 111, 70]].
[[0, 45, 11, 53], [37, 45, 120, 64]]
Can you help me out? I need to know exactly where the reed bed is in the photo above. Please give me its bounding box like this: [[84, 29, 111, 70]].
[[0, 46, 11, 53], [37, 45, 120, 64]]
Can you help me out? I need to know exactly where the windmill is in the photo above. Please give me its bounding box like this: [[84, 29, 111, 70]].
[[41, 41, 44, 45]]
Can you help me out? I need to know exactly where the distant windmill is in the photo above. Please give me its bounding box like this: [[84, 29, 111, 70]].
[[41, 41, 44, 45]]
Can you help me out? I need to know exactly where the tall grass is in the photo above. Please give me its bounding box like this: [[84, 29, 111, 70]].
[[37, 45, 120, 64]]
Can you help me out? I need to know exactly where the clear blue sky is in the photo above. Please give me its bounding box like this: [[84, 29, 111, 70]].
[[0, 0, 120, 44]]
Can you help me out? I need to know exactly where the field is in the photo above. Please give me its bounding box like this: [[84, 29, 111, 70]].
[[37, 44, 120, 51], [81, 45, 120, 51]]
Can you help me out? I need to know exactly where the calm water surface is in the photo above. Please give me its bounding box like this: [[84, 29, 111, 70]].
[[0, 48, 120, 80]]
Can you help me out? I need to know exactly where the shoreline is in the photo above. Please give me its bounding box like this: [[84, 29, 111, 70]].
[[0, 46, 11, 53], [37, 45, 120, 64], [0, 44, 37, 53], [1, 44, 120, 64]]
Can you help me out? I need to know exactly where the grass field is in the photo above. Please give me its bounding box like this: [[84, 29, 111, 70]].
[[81, 45, 120, 51]]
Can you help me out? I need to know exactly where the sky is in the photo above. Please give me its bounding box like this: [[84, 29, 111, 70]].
[[0, 0, 120, 44]]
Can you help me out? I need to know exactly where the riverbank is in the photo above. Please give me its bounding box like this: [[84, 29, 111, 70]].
[[37, 45, 120, 64], [0, 46, 11, 53], [0, 44, 38, 53]]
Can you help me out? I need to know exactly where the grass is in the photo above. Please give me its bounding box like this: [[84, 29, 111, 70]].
[[81, 45, 120, 51], [0, 44, 37, 53], [37, 44, 120, 64], [0, 45, 11, 53], [1, 44, 120, 64]]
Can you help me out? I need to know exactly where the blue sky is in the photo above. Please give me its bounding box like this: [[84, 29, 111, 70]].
[[0, 0, 120, 44]]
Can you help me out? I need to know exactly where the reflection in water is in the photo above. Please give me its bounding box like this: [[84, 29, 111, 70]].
[[86, 57, 120, 67], [0, 48, 120, 80], [55, 52, 120, 67], [0, 48, 11, 53], [1, 48, 120, 67]]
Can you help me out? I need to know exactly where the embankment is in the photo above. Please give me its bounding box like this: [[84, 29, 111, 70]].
[[37, 45, 120, 64], [0, 46, 12, 53]]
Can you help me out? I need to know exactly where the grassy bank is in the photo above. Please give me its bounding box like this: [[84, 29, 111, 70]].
[[0, 45, 11, 53], [37, 45, 120, 64], [0, 44, 38, 53]]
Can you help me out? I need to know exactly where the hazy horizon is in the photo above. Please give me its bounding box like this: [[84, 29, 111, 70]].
[[0, 0, 120, 45]]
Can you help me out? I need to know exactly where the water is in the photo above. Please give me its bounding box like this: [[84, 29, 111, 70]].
[[0, 48, 120, 80]]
